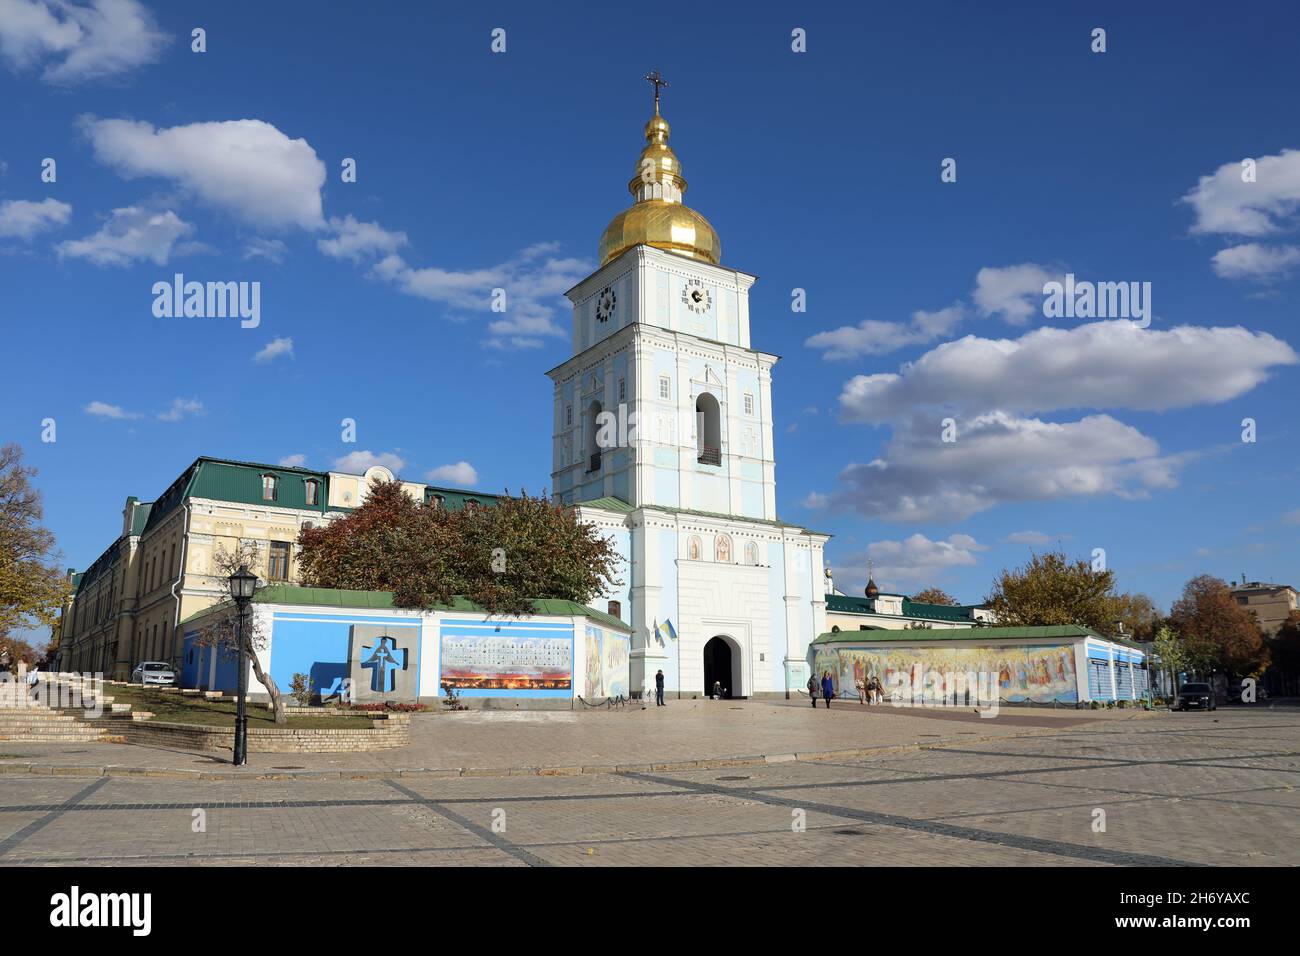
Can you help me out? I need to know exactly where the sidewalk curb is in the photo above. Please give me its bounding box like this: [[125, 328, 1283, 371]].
[[0, 727, 1066, 782]]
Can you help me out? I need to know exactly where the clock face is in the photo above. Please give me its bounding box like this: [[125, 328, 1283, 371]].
[[595, 286, 616, 323], [681, 278, 711, 314]]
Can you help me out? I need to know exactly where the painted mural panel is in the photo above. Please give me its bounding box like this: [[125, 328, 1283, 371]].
[[440, 621, 573, 691], [818, 643, 1078, 704], [583, 625, 630, 699]]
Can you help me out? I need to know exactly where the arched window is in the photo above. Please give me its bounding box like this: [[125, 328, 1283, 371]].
[[261, 474, 278, 501], [744, 541, 759, 566], [688, 535, 702, 561], [715, 534, 732, 563], [587, 400, 604, 472], [695, 392, 721, 465], [303, 479, 319, 506]]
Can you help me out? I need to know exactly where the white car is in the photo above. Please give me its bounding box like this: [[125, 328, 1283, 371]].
[[131, 661, 177, 686]]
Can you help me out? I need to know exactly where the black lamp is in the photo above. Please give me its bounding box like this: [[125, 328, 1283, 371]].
[[228, 564, 257, 765]]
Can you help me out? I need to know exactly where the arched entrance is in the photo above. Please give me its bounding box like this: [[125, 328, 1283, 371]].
[[703, 635, 740, 699]]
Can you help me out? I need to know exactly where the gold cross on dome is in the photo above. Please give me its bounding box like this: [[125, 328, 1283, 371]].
[[645, 68, 669, 109]]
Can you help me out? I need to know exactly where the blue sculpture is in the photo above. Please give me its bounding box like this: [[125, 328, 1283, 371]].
[[360, 635, 406, 694]]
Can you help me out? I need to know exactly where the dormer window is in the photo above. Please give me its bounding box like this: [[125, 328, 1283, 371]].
[[303, 480, 319, 506], [261, 474, 278, 501]]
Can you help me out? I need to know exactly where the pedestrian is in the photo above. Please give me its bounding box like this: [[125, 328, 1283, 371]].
[[712, 679, 723, 700], [655, 668, 665, 707], [869, 675, 883, 705], [821, 670, 835, 709], [806, 673, 819, 707], [856, 676, 867, 705]]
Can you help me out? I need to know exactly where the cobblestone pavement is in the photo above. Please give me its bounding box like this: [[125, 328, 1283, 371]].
[[1, 706, 1296, 866], [0, 697, 1129, 777]]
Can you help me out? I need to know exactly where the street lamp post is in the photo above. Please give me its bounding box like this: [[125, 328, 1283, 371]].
[[229, 565, 258, 766]]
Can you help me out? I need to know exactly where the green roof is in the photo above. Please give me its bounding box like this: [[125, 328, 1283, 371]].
[[813, 624, 1108, 644], [826, 592, 987, 623], [139, 456, 501, 536], [181, 584, 630, 632]]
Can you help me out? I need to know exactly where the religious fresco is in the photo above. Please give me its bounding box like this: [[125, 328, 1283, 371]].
[[584, 625, 630, 699], [816, 642, 1078, 704]]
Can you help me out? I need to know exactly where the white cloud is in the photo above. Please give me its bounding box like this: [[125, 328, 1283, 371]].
[[1182, 148, 1300, 237], [333, 450, 405, 474], [57, 205, 193, 266], [425, 461, 478, 486], [156, 397, 203, 422], [839, 320, 1297, 423], [253, 336, 294, 364], [0, 197, 71, 239], [824, 411, 1182, 523], [82, 117, 326, 229], [0, 0, 167, 83], [365, 241, 590, 348], [243, 237, 287, 263], [805, 304, 966, 359], [1002, 531, 1070, 546], [278, 454, 307, 468], [317, 215, 407, 262], [802, 491, 829, 508], [972, 263, 1059, 324], [1211, 242, 1300, 281], [84, 399, 139, 419], [837, 533, 988, 590], [1284, 509, 1300, 525]]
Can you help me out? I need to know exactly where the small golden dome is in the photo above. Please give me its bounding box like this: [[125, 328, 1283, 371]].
[[598, 100, 721, 266]]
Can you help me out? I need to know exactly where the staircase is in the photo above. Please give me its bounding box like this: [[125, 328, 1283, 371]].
[[0, 679, 109, 742]]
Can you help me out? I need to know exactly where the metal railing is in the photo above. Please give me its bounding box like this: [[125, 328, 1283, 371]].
[[697, 445, 721, 465]]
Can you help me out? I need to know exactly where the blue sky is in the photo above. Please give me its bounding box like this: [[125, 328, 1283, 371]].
[[3, 0, 1298, 639]]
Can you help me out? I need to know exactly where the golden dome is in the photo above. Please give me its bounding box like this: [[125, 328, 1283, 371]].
[[597, 102, 721, 266]]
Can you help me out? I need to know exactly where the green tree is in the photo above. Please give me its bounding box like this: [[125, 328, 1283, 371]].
[[297, 479, 622, 616], [1111, 592, 1162, 642], [985, 550, 1117, 630], [910, 587, 958, 606], [1169, 574, 1269, 676], [0, 444, 71, 641], [1150, 624, 1188, 696]]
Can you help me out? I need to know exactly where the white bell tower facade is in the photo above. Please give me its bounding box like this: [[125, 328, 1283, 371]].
[[547, 75, 828, 699]]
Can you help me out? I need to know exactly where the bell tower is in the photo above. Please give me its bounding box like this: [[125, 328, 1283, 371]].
[[548, 73, 778, 520]]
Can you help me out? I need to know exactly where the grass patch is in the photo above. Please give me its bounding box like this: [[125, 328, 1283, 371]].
[[101, 684, 374, 729]]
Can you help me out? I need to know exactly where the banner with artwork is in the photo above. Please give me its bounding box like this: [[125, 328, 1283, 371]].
[[819, 642, 1078, 704], [440, 621, 572, 691], [584, 625, 630, 698]]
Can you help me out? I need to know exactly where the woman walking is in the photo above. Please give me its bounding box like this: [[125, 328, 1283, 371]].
[[821, 670, 835, 709]]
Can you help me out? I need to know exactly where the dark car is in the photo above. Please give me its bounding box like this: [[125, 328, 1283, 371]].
[[1175, 682, 1216, 712]]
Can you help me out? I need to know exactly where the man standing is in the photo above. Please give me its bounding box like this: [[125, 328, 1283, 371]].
[[655, 668, 665, 707], [821, 671, 835, 709]]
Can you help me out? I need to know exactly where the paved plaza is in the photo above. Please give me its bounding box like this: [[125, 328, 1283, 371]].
[[1, 701, 1297, 866]]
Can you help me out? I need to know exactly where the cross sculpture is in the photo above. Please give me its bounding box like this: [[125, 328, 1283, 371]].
[[645, 68, 669, 110], [360, 635, 405, 694]]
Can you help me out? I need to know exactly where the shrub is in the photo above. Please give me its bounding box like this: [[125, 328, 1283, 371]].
[[289, 673, 314, 707]]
